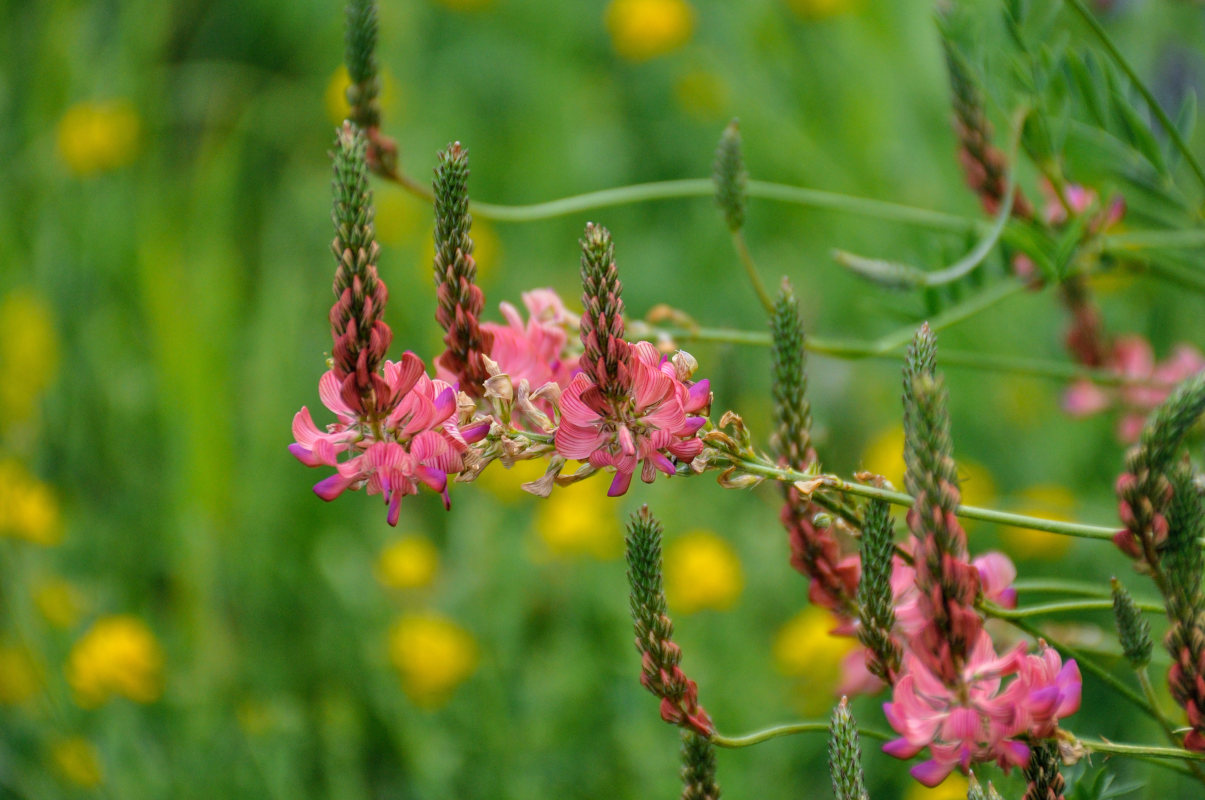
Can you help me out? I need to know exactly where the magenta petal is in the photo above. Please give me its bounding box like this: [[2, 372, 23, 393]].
[[314, 472, 355, 501], [461, 421, 491, 443], [415, 465, 448, 493], [685, 379, 711, 412], [882, 738, 923, 760], [289, 442, 318, 466], [387, 493, 402, 527], [909, 759, 954, 788], [607, 469, 633, 497]]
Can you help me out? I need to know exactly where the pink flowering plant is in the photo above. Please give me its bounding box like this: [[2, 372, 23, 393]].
[[289, 1, 1205, 797]]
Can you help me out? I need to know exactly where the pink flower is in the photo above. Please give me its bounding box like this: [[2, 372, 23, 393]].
[[1015, 642, 1082, 738], [883, 632, 1032, 787], [892, 549, 1018, 639], [291, 352, 485, 525], [554, 341, 710, 496], [452, 289, 581, 393], [1061, 336, 1205, 442]]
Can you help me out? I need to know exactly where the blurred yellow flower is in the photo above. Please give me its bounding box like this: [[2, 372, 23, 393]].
[[0, 460, 62, 546], [34, 577, 83, 629], [67, 616, 163, 707], [0, 289, 59, 425], [55, 100, 140, 177], [476, 457, 549, 505], [388, 614, 478, 708], [0, 644, 40, 706], [50, 737, 103, 788], [785, 0, 858, 20], [903, 772, 968, 800], [533, 478, 622, 559], [376, 536, 440, 589], [772, 606, 856, 715], [1001, 485, 1076, 560], [374, 185, 423, 247], [606, 0, 695, 61], [324, 65, 400, 126], [860, 426, 995, 507], [664, 530, 743, 613], [673, 69, 730, 121]]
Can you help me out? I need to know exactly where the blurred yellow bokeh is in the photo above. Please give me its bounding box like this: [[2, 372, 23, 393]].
[[1000, 485, 1076, 560], [55, 100, 140, 176], [859, 426, 995, 508], [772, 606, 856, 715], [433, 0, 494, 11], [533, 478, 622, 559], [388, 613, 478, 708], [664, 530, 743, 613], [34, 576, 84, 629], [50, 737, 104, 788], [324, 65, 401, 126], [475, 457, 549, 505], [0, 643, 40, 706], [67, 616, 164, 707], [605, 0, 695, 61], [0, 289, 59, 427], [0, 460, 62, 546], [374, 185, 423, 247], [376, 535, 440, 589], [673, 69, 730, 121], [902, 772, 969, 800]]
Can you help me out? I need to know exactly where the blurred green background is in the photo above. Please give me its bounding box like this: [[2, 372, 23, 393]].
[[2, 0, 1204, 796]]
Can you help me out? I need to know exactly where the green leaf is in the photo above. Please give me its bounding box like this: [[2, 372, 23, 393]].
[[1067, 50, 1108, 128], [1111, 88, 1167, 173]]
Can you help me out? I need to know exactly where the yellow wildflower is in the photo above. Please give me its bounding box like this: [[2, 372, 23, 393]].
[[34, 577, 83, 629], [50, 737, 103, 788], [475, 457, 548, 505], [0, 644, 40, 706], [533, 478, 622, 559], [773, 606, 856, 716], [1000, 485, 1076, 560], [55, 100, 140, 176], [784, 0, 858, 20], [0, 460, 62, 546], [376, 536, 440, 590], [903, 772, 969, 800], [324, 65, 400, 126], [860, 426, 995, 507], [66, 616, 163, 707], [0, 289, 59, 425], [374, 185, 422, 247], [605, 0, 695, 61], [388, 614, 478, 708], [664, 530, 743, 613]]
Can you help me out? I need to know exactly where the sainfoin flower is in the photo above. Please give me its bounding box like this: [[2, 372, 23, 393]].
[[291, 352, 486, 525], [883, 631, 1081, 787], [469, 288, 580, 392], [555, 341, 710, 496]]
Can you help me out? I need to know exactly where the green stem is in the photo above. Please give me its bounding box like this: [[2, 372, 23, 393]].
[[1103, 229, 1205, 251], [1142, 259, 1205, 295], [984, 598, 1164, 618], [734, 462, 1119, 539], [1011, 579, 1118, 597], [1080, 737, 1205, 762], [640, 323, 1179, 389], [1062, 0, 1205, 195], [710, 722, 891, 749], [731, 230, 774, 314], [1001, 614, 1157, 721]]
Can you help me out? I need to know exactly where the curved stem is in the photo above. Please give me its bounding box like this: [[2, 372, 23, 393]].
[[710, 721, 891, 749], [731, 230, 774, 314], [1062, 0, 1205, 195], [985, 599, 1164, 618], [733, 460, 1118, 539], [1080, 737, 1205, 762]]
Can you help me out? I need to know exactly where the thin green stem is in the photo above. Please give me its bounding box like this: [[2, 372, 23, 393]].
[[986, 598, 1164, 617], [710, 722, 891, 749], [725, 457, 1118, 537], [1080, 737, 1205, 762], [1062, 0, 1205, 195], [1011, 579, 1119, 597], [731, 230, 774, 314], [640, 322, 1180, 389], [1001, 614, 1157, 721]]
